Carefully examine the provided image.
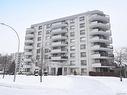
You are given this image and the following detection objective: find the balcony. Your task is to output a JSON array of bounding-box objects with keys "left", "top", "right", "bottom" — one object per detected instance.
[
  {"left": 52, "top": 35, "right": 67, "bottom": 41},
  {"left": 23, "top": 64, "right": 31, "bottom": 68},
  {"left": 51, "top": 49, "right": 67, "bottom": 53},
  {"left": 25, "top": 40, "right": 34, "bottom": 43},
  {"left": 89, "top": 14, "right": 109, "bottom": 23},
  {"left": 51, "top": 22, "right": 67, "bottom": 29},
  {"left": 51, "top": 56, "right": 68, "bottom": 60},
  {"left": 24, "top": 46, "right": 33, "bottom": 50},
  {"left": 51, "top": 42, "right": 67, "bottom": 47},
  {"left": 25, "top": 52, "right": 32, "bottom": 55},
  {"left": 24, "top": 58, "right": 31, "bottom": 62},
  {"left": 92, "top": 54, "right": 109, "bottom": 59},
  {"left": 90, "top": 21, "right": 110, "bottom": 30},
  {"left": 91, "top": 45, "right": 112, "bottom": 51},
  {"left": 51, "top": 28, "right": 67, "bottom": 35},
  {"left": 25, "top": 34, "right": 34, "bottom": 38},
  {"left": 91, "top": 37, "right": 111, "bottom": 44},
  {"left": 26, "top": 28, "right": 34, "bottom": 33},
  {"left": 90, "top": 29, "right": 111, "bottom": 36},
  {"left": 92, "top": 63, "right": 110, "bottom": 68}
]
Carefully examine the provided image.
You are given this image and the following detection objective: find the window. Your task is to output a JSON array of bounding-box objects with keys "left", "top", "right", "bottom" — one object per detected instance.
[
  {"left": 37, "top": 49, "right": 40, "bottom": 53},
  {"left": 46, "top": 30, "right": 50, "bottom": 34},
  {"left": 46, "top": 36, "right": 50, "bottom": 40},
  {"left": 37, "top": 43, "right": 41, "bottom": 47},
  {"left": 80, "top": 23, "right": 85, "bottom": 28},
  {"left": 70, "top": 53, "right": 75, "bottom": 58},
  {"left": 45, "top": 49, "right": 49, "bottom": 53},
  {"left": 95, "top": 59, "right": 100, "bottom": 63},
  {"left": 80, "top": 44, "right": 86, "bottom": 49},
  {"left": 70, "top": 60, "right": 75, "bottom": 65},
  {"left": 70, "top": 32, "right": 75, "bottom": 37},
  {"left": 38, "top": 31, "right": 42, "bottom": 35},
  {"left": 70, "top": 46, "right": 75, "bottom": 51},
  {"left": 81, "top": 52, "right": 86, "bottom": 57},
  {"left": 79, "top": 16, "right": 85, "bottom": 21},
  {"left": 45, "top": 55, "right": 49, "bottom": 59},
  {"left": 38, "top": 37, "right": 41, "bottom": 41},
  {"left": 81, "top": 68, "right": 87, "bottom": 74},
  {"left": 70, "top": 19, "right": 75, "bottom": 24},
  {"left": 38, "top": 26, "right": 42, "bottom": 30},
  {"left": 46, "top": 24, "right": 51, "bottom": 29},
  {"left": 70, "top": 25, "right": 75, "bottom": 30},
  {"left": 80, "top": 30, "right": 85, "bottom": 35},
  {"left": 70, "top": 39, "right": 75, "bottom": 43},
  {"left": 81, "top": 60, "right": 87, "bottom": 66},
  {"left": 36, "top": 55, "right": 40, "bottom": 60},
  {"left": 80, "top": 37, "right": 85, "bottom": 42}
]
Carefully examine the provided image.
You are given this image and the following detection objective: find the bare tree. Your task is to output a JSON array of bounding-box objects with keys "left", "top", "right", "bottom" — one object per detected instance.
[{"left": 114, "top": 48, "right": 127, "bottom": 81}]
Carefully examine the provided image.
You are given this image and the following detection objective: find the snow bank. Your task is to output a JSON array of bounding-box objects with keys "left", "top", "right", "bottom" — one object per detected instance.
[{"left": 0, "top": 75, "right": 127, "bottom": 95}]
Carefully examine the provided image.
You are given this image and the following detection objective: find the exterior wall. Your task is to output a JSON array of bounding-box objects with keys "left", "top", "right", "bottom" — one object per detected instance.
[{"left": 23, "top": 10, "right": 114, "bottom": 75}]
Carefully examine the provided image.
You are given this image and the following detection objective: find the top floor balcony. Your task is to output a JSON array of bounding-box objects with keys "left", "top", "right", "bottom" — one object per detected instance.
[
  {"left": 26, "top": 28, "right": 35, "bottom": 33},
  {"left": 89, "top": 14, "right": 109, "bottom": 23},
  {"left": 51, "top": 22, "right": 68, "bottom": 29}
]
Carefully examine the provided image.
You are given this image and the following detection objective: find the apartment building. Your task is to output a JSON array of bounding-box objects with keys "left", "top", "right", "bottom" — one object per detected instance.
[
  {"left": 11, "top": 52, "right": 24, "bottom": 72},
  {"left": 24, "top": 10, "right": 114, "bottom": 75}
]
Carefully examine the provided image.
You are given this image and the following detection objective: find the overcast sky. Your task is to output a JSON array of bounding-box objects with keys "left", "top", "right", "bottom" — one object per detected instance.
[{"left": 0, "top": 0, "right": 127, "bottom": 54}]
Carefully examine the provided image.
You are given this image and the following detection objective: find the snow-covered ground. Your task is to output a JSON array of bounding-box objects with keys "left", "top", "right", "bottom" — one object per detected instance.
[{"left": 0, "top": 75, "right": 127, "bottom": 95}]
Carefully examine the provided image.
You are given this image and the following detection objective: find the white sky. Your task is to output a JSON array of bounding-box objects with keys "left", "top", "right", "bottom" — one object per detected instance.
[{"left": 0, "top": 0, "right": 127, "bottom": 54}]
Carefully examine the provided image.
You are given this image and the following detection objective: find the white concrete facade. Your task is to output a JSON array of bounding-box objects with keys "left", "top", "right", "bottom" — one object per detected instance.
[{"left": 24, "top": 10, "right": 114, "bottom": 75}]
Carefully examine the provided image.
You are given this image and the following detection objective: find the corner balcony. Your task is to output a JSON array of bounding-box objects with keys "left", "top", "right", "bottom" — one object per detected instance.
[
  {"left": 25, "top": 40, "right": 34, "bottom": 44},
  {"left": 26, "top": 28, "right": 34, "bottom": 33},
  {"left": 24, "top": 52, "right": 32, "bottom": 56},
  {"left": 51, "top": 49, "right": 67, "bottom": 53},
  {"left": 92, "top": 63, "right": 110, "bottom": 68},
  {"left": 91, "top": 45, "right": 112, "bottom": 51},
  {"left": 24, "top": 46, "right": 33, "bottom": 50},
  {"left": 91, "top": 37, "right": 111, "bottom": 44},
  {"left": 51, "top": 28, "right": 67, "bottom": 35},
  {"left": 25, "top": 34, "right": 34, "bottom": 38},
  {"left": 90, "top": 29, "right": 111, "bottom": 36},
  {"left": 90, "top": 21, "right": 110, "bottom": 30},
  {"left": 92, "top": 54, "right": 109, "bottom": 59},
  {"left": 89, "top": 14, "right": 109, "bottom": 23},
  {"left": 52, "top": 35, "right": 67, "bottom": 41},
  {"left": 51, "top": 22, "right": 68, "bottom": 29},
  {"left": 51, "top": 42, "right": 68, "bottom": 47}
]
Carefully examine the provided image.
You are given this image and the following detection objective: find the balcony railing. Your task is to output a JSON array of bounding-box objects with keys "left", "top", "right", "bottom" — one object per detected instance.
[
  {"left": 26, "top": 28, "right": 34, "bottom": 33},
  {"left": 51, "top": 22, "right": 67, "bottom": 29},
  {"left": 89, "top": 14, "right": 109, "bottom": 23},
  {"left": 25, "top": 40, "right": 34, "bottom": 43},
  {"left": 92, "top": 53, "right": 109, "bottom": 59},
  {"left": 90, "top": 29, "right": 111, "bottom": 36},
  {"left": 51, "top": 41, "right": 68, "bottom": 47},
  {"left": 91, "top": 36, "right": 111, "bottom": 44},
  {"left": 24, "top": 46, "right": 33, "bottom": 50},
  {"left": 91, "top": 45, "right": 112, "bottom": 51},
  {"left": 24, "top": 52, "right": 32, "bottom": 55},
  {"left": 90, "top": 21, "right": 110, "bottom": 30},
  {"left": 51, "top": 28, "right": 67, "bottom": 35},
  {"left": 25, "top": 34, "right": 34, "bottom": 38},
  {"left": 51, "top": 49, "right": 67, "bottom": 53},
  {"left": 52, "top": 35, "right": 67, "bottom": 41}
]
